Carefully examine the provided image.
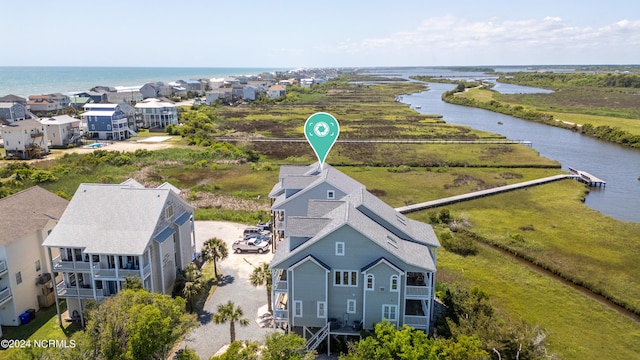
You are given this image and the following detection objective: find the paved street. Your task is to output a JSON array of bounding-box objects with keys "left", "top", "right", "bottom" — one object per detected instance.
[{"left": 177, "top": 221, "right": 281, "bottom": 359}]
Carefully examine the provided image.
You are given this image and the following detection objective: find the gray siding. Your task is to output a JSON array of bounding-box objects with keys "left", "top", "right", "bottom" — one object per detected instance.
[
  {"left": 276, "top": 183, "right": 349, "bottom": 218},
  {"left": 363, "top": 262, "right": 403, "bottom": 329},
  {"left": 291, "top": 260, "right": 327, "bottom": 328}
]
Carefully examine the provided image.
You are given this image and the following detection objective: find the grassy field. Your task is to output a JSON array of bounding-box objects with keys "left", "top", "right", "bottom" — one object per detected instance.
[
  {"left": 436, "top": 247, "right": 640, "bottom": 359},
  {"left": 411, "top": 179, "right": 640, "bottom": 314},
  {"left": 2, "top": 76, "right": 639, "bottom": 359},
  {"left": 457, "top": 85, "right": 640, "bottom": 136}
]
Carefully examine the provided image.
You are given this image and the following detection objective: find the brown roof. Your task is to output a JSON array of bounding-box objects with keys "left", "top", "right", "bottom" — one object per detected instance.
[{"left": 0, "top": 186, "right": 68, "bottom": 246}]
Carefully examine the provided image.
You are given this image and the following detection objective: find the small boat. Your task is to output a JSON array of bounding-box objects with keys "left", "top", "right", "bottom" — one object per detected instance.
[
  {"left": 414, "top": 105, "right": 421, "bottom": 109},
  {"left": 497, "top": 121, "right": 503, "bottom": 125}
]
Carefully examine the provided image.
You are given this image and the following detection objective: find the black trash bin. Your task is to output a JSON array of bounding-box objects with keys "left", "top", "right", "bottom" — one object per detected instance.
[{"left": 26, "top": 308, "right": 36, "bottom": 320}]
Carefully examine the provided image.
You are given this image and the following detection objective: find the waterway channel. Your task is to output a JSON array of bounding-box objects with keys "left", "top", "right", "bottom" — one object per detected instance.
[{"left": 366, "top": 68, "right": 640, "bottom": 222}]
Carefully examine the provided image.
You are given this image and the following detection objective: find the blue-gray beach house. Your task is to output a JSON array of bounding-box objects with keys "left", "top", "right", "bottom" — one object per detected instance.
[{"left": 269, "top": 164, "right": 439, "bottom": 351}]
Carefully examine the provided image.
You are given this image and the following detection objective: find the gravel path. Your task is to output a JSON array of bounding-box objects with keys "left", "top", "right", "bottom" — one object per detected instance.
[{"left": 177, "top": 221, "right": 281, "bottom": 359}]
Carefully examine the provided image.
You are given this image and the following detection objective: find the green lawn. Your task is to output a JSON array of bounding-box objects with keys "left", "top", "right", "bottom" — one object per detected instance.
[
  {"left": 0, "top": 301, "right": 80, "bottom": 359},
  {"left": 436, "top": 247, "right": 640, "bottom": 359}
]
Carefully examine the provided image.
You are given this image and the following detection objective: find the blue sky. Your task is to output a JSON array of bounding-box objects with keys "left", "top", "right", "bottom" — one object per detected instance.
[{"left": 2, "top": 0, "right": 639, "bottom": 67}]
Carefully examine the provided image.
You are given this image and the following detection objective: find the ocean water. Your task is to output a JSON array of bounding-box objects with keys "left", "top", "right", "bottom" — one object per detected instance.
[{"left": 0, "top": 67, "right": 289, "bottom": 98}]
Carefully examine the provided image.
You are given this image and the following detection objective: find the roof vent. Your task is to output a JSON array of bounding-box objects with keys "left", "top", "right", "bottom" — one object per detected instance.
[{"left": 386, "top": 235, "right": 398, "bottom": 248}]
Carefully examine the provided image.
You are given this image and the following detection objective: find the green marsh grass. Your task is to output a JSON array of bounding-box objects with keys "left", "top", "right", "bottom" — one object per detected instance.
[
  {"left": 411, "top": 180, "right": 640, "bottom": 314},
  {"left": 436, "top": 247, "right": 640, "bottom": 360}
]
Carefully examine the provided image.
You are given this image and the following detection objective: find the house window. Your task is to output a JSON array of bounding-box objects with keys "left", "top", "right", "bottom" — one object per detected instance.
[
  {"left": 16, "top": 271, "right": 22, "bottom": 285},
  {"left": 382, "top": 305, "right": 397, "bottom": 322},
  {"left": 390, "top": 275, "right": 399, "bottom": 292},
  {"left": 366, "top": 274, "right": 374, "bottom": 291},
  {"left": 35, "top": 260, "right": 41, "bottom": 272},
  {"left": 165, "top": 205, "right": 174, "bottom": 220},
  {"left": 335, "top": 242, "right": 345, "bottom": 256},
  {"left": 334, "top": 270, "right": 358, "bottom": 287},
  {"left": 317, "top": 301, "right": 326, "bottom": 318},
  {"left": 294, "top": 301, "right": 302, "bottom": 317},
  {"left": 347, "top": 299, "right": 356, "bottom": 314},
  {"left": 327, "top": 190, "right": 335, "bottom": 200}
]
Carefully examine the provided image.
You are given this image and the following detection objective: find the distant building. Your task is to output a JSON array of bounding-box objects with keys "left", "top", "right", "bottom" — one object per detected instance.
[
  {"left": 40, "top": 115, "right": 83, "bottom": 147},
  {"left": 0, "top": 95, "right": 27, "bottom": 106},
  {"left": 27, "top": 94, "right": 70, "bottom": 115},
  {"left": 42, "top": 179, "right": 196, "bottom": 325},
  {"left": 134, "top": 98, "right": 178, "bottom": 129},
  {"left": 177, "top": 80, "right": 206, "bottom": 93},
  {"left": 267, "top": 84, "right": 287, "bottom": 99},
  {"left": 0, "top": 102, "right": 27, "bottom": 124},
  {"left": 0, "top": 187, "right": 68, "bottom": 337},
  {"left": 106, "top": 86, "right": 143, "bottom": 104},
  {"left": 81, "top": 103, "right": 133, "bottom": 140},
  {"left": 1, "top": 119, "right": 49, "bottom": 159}
]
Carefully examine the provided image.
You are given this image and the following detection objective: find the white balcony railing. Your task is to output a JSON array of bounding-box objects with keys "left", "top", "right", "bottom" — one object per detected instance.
[
  {"left": 51, "top": 255, "right": 91, "bottom": 271},
  {"left": 0, "top": 259, "right": 7, "bottom": 275},
  {"left": 274, "top": 309, "right": 288, "bottom": 320},
  {"left": 403, "top": 315, "right": 428, "bottom": 328},
  {"left": 405, "top": 285, "right": 430, "bottom": 298},
  {"left": 0, "top": 287, "right": 12, "bottom": 305}
]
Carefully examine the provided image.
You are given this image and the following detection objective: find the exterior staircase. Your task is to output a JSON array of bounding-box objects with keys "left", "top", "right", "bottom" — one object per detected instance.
[{"left": 305, "top": 322, "right": 331, "bottom": 351}]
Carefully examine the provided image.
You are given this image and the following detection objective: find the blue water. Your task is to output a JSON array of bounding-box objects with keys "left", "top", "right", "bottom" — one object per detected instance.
[{"left": 0, "top": 67, "right": 289, "bottom": 98}]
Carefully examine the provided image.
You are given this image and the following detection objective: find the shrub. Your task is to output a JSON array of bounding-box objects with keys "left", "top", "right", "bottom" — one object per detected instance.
[{"left": 439, "top": 231, "right": 479, "bottom": 256}]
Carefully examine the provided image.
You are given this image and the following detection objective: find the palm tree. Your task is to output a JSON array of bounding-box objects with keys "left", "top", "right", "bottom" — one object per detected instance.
[
  {"left": 202, "top": 237, "right": 228, "bottom": 278},
  {"left": 213, "top": 300, "right": 249, "bottom": 343},
  {"left": 249, "top": 262, "right": 273, "bottom": 313},
  {"left": 182, "top": 264, "right": 204, "bottom": 312}
]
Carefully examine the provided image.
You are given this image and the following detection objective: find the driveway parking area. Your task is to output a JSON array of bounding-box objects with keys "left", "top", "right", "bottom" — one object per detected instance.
[{"left": 178, "top": 221, "right": 281, "bottom": 358}]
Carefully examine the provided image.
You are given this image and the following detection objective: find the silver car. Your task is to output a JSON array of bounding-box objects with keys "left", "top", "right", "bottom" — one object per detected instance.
[{"left": 232, "top": 238, "right": 270, "bottom": 253}]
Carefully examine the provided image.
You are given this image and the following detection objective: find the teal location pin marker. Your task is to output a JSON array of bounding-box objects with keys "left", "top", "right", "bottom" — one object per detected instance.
[{"left": 304, "top": 112, "right": 340, "bottom": 170}]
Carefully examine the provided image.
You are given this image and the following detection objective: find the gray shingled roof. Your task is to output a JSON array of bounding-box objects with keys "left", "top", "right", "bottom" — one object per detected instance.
[
  {"left": 42, "top": 181, "right": 193, "bottom": 255},
  {"left": 285, "top": 217, "right": 332, "bottom": 237},
  {"left": 0, "top": 187, "right": 68, "bottom": 246},
  {"left": 271, "top": 165, "right": 365, "bottom": 208},
  {"left": 271, "top": 199, "right": 436, "bottom": 271},
  {"left": 345, "top": 188, "right": 440, "bottom": 248}
]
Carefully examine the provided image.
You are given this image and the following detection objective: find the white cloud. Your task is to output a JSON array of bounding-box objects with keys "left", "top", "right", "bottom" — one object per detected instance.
[{"left": 326, "top": 15, "right": 640, "bottom": 65}]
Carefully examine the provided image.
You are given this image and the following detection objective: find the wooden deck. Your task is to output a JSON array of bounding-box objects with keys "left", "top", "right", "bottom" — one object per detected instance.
[
  {"left": 395, "top": 174, "right": 573, "bottom": 214},
  {"left": 568, "top": 167, "right": 606, "bottom": 187}
]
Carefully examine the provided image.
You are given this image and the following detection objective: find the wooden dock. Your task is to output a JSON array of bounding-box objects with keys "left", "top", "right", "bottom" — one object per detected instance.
[
  {"left": 395, "top": 174, "right": 572, "bottom": 214},
  {"left": 568, "top": 167, "right": 606, "bottom": 187}
]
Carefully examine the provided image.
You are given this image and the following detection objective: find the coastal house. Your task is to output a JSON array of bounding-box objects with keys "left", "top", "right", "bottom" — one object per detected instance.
[
  {"left": 269, "top": 165, "right": 439, "bottom": 351},
  {"left": 1, "top": 119, "right": 49, "bottom": 159},
  {"left": 40, "top": 115, "right": 83, "bottom": 147},
  {"left": 205, "top": 88, "right": 232, "bottom": 104},
  {"left": 27, "top": 94, "right": 70, "bottom": 115},
  {"left": 0, "top": 102, "right": 27, "bottom": 123},
  {"left": 69, "top": 96, "right": 91, "bottom": 111},
  {"left": 0, "top": 187, "right": 68, "bottom": 337},
  {"left": 267, "top": 84, "right": 287, "bottom": 99},
  {"left": 106, "top": 86, "right": 144, "bottom": 104},
  {"left": 0, "top": 95, "right": 27, "bottom": 106},
  {"left": 81, "top": 103, "right": 134, "bottom": 140},
  {"left": 134, "top": 98, "right": 178, "bottom": 129},
  {"left": 74, "top": 91, "right": 108, "bottom": 104},
  {"left": 177, "top": 80, "right": 206, "bottom": 93},
  {"left": 269, "top": 164, "right": 365, "bottom": 245},
  {"left": 140, "top": 82, "right": 173, "bottom": 99},
  {"left": 42, "top": 179, "right": 196, "bottom": 325}
]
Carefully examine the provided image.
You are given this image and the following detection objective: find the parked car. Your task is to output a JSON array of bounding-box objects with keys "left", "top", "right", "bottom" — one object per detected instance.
[
  {"left": 257, "top": 221, "right": 272, "bottom": 232},
  {"left": 243, "top": 227, "right": 262, "bottom": 237},
  {"left": 243, "top": 233, "right": 271, "bottom": 244},
  {"left": 232, "top": 238, "right": 269, "bottom": 253}
]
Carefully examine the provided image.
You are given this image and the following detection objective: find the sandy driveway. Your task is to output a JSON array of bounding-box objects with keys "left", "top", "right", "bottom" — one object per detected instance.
[{"left": 179, "top": 221, "right": 280, "bottom": 358}]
